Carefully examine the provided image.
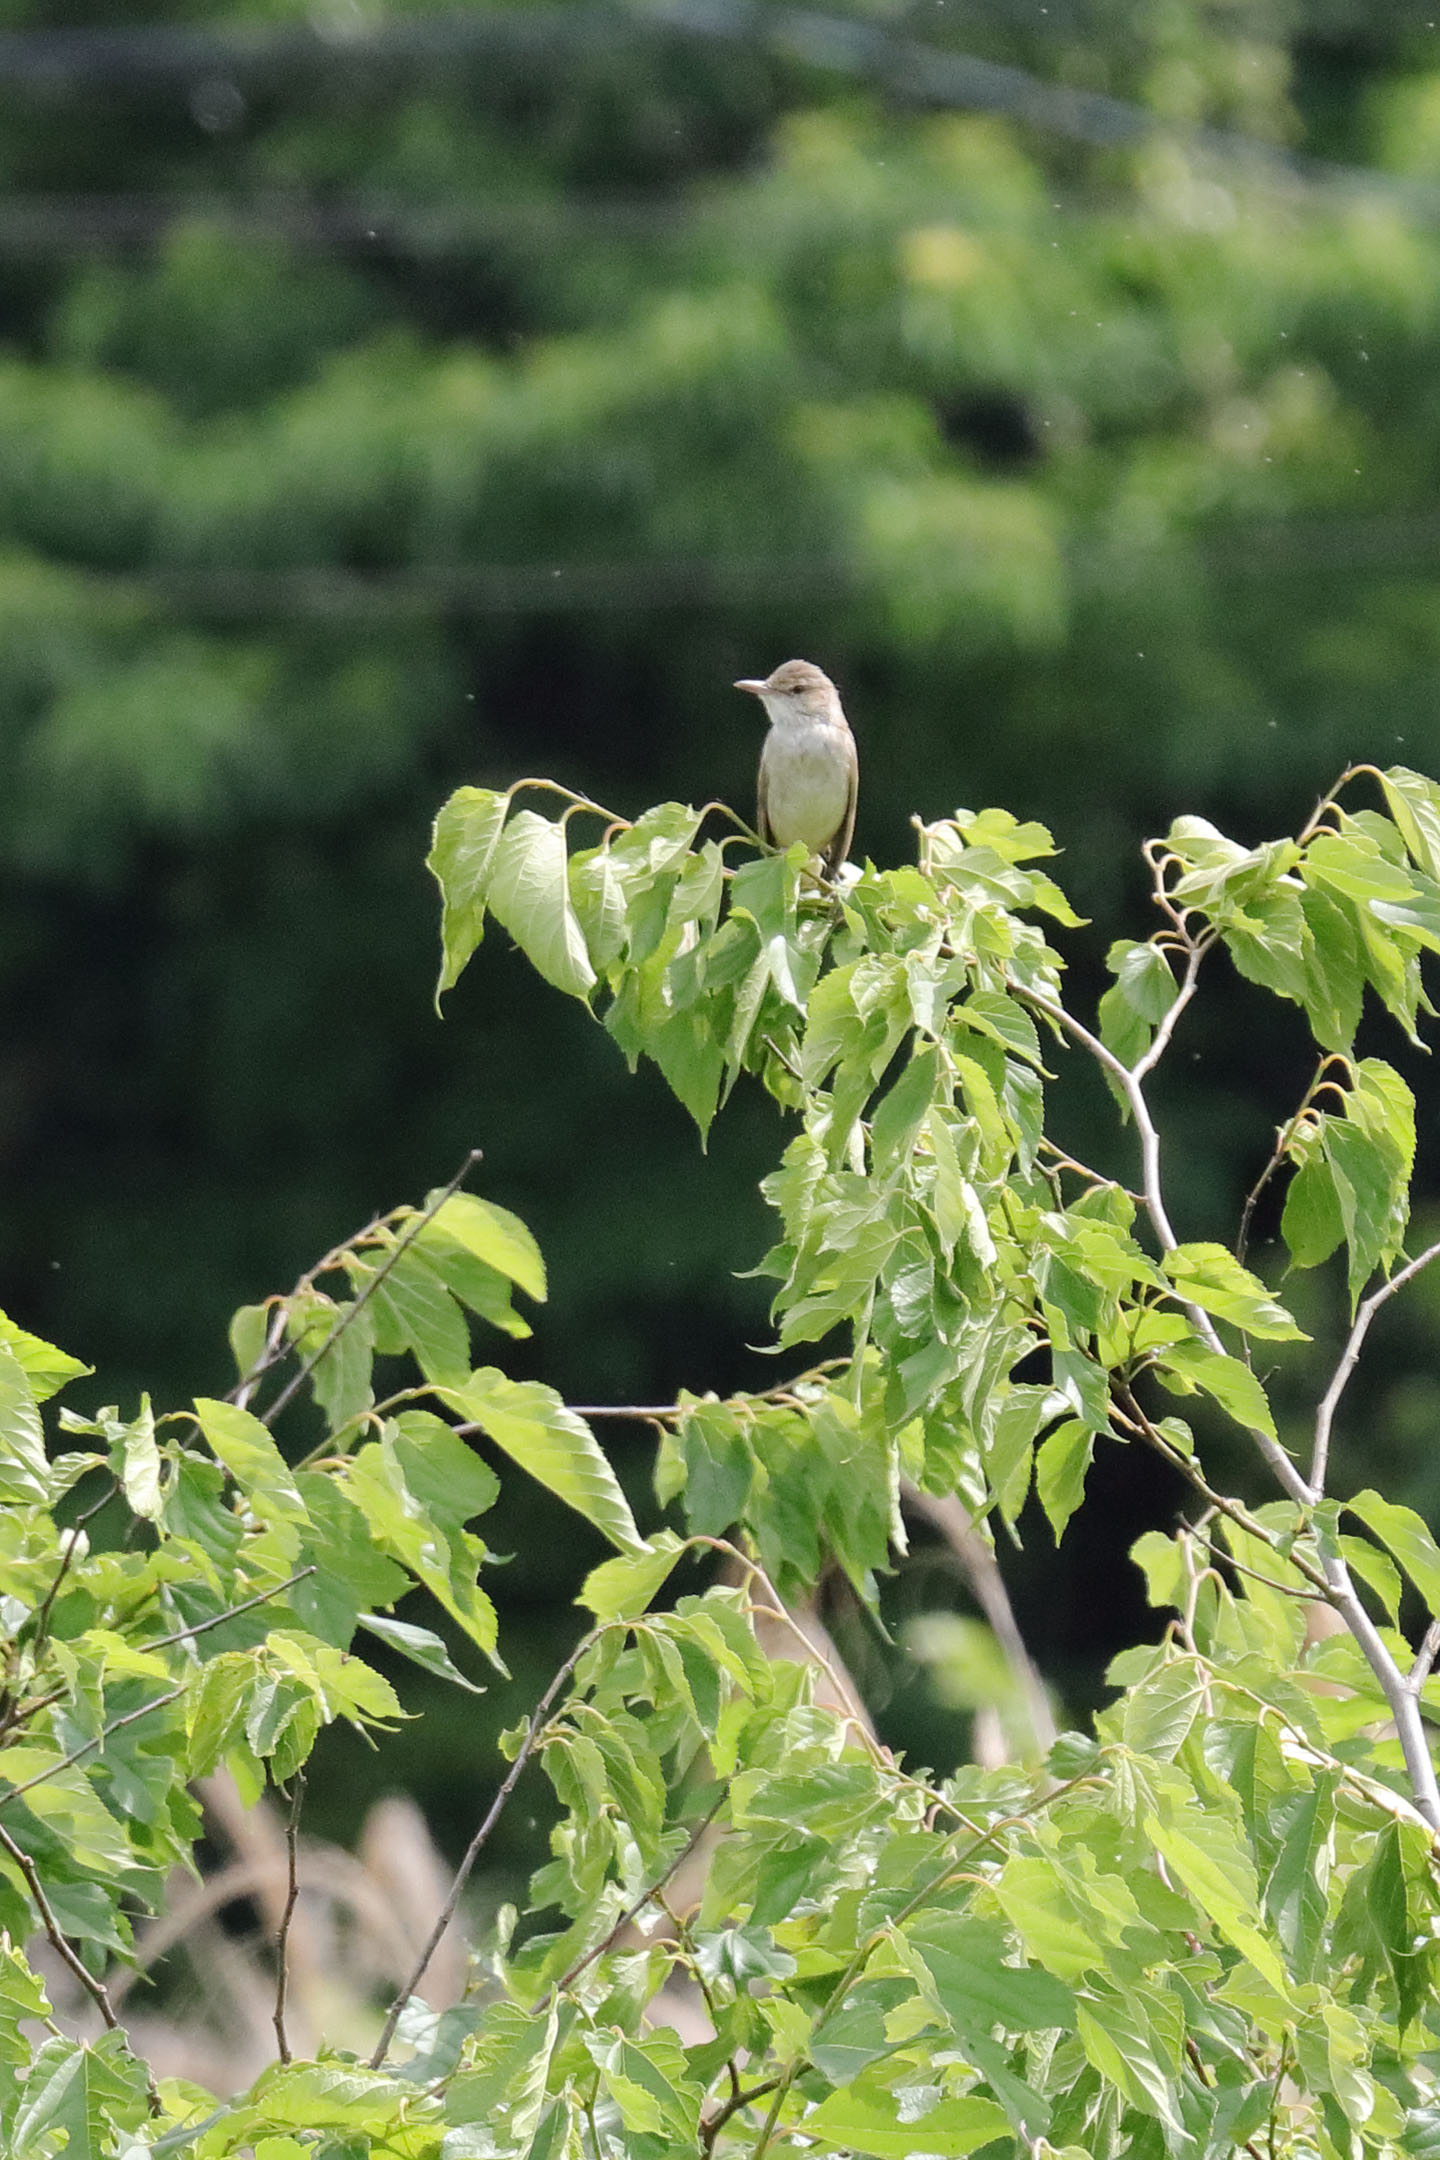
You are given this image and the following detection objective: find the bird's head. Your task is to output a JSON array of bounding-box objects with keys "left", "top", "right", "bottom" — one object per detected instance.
[{"left": 733, "top": 659, "right": 840, "bottom": 726}]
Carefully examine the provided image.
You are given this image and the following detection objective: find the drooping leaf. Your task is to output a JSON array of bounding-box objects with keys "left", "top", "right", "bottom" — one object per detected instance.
[
  {"left": 430, "top": 785, "right": 510, "bottom": 998},
  {"left": 443, "top": 1371, "right": 639, "bottom": 1551}
]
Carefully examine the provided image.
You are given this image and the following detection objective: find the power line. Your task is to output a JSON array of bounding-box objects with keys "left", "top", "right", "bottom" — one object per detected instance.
[
  {"left": 26, "top": 514, "right": 1440, "bottom": 623},
  {"left": 0, "top": 3, "right": 1437, "bottom": 234}
]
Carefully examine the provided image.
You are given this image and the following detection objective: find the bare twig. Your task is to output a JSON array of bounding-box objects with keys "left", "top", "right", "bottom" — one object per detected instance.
[
  {"left": 140, "top": 1565, "right": 317, "bottom": 1654},
  {"left": 369, "top": 1625, "right": 602, "bottom": 2068},
  {"left": 565, "top": 1405, "right": 685, "bottom": 1420},
  {"left": 1409, "top": 1619, "right": 1440, "bottom": 1695},
  {"left": 1235, "top": 1056, "right": 1337, "bottom": 1270},
  {"left": 1130, "top": 937, "right": 1212, "bottom": 1086},
  {"left": 273, "top": 1771, "right": 305, "bottom": 2064},
  {"left": 1312, "top": 1240, "right": 1440, "bottom": 1496},
  {"left": 700, "top": 2075, "right": 786, "bottom": 2155},
  {"left": 0, "top": 1818, "right": 120, "bottom": 2030},
  {"left": 262, "top": 1149, "right": 483, "bottom": 1427}
]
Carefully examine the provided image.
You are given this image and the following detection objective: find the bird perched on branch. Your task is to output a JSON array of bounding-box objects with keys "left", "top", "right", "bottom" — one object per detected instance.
[{"left": 734, "top": 659, "right": 858, "bottom": 880}]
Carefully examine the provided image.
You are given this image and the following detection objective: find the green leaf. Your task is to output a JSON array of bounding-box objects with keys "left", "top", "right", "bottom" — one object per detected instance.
[
  {"left": 1106, "top": 939, "right": 1178, "bottom": 1022},
  {"left": 1074, "top": 1980, "right": 1182, "bottom": 2132},
  {"left": 1345, "top": 1489, "right": 1440, "bottom": 1614},
  {"left": 117, "top": 1395, "right": 163, "bottom": 1521},
  {"left": 905, "top": 1913, "right": 1076, "bottom": 2034},
  {"left": 1380, "top": 766, "right": 1440, "bottom": 884},
  {"left": 429, "top": 785, "right": 509, "bottom": 998},
  {"left": 392, "top": 1411, "right": 501, "bottom": 1533},
  {"left": 418, "top": 1192, "right": 546, "bottom": 1304},
  {"left": 194, "top": 1397, "right": 307, "bottom": 1523},
  {"left": 1154, "top": 1339, "right": 1278, "bottom": 1440},
  {"left": 443, "top": 1370, "right": 639, "bottom": 1551},
  {"left": 1264, "top": 1774, "right": 1336, "bottom": 1982},
  {"left": 1162, "top": 1243, "right": 1307, "bottom": 1340},
  {"left": 486, "top": 808, "right": 596, "bottom": 999},
  {"left": 581, "top": 2030, "right": 699, "bottom": 2144},
  {"left": 579, "top": 1531, "right": 686, "bottom": 1621},
  {"left": 356, "top": 1613, "right": 486, "bottom": 1694},
  {"left": 1035, "top": 1418, "right": 1093, "bottom": 1541},
  {"left": 363, "top": 1246, "right": 472, "bottom": 1387},
  {"left": 1122, "top": 1654, "right": 1207, "bottom": 1759},
  {"left": 805, "top": 2078, "right": 1009, "bottom": 2158},
  {"left": 0, "top": 1312, "right": 90, "bottom": 1404},
  {"left": 0, "top": 1343, "right": 53, "bottom": 1504},
  {"left": 13, "top": 2033, "right": 149, "bottom": 2158},
  {"left": 678, "top": 1400, "right": 754, "bottom": 1536},
  {"left": 1143, "top": 1804, "right": 1291, "bottom": 1998},
  {"left": 1281, "top": 1146, "right": 1344, "bottom": 1270}
]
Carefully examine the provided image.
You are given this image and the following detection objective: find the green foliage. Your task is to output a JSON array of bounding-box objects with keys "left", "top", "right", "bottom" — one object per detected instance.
[{"left": 11, "top": 758, "right": 1440, "bottom": 2152}]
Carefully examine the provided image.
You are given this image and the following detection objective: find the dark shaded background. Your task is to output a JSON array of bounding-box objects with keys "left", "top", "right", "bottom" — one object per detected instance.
[{"left": 6, "top": 0, "right": 1440, "bottom": 1878}]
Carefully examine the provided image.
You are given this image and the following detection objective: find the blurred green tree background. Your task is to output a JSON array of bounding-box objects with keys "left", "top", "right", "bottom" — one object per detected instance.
[{"left": 5, "top": 0, "right": 1440, "bottom": 1859}]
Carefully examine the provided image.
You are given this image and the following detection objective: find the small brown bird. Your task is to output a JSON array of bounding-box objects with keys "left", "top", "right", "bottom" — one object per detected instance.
[{"left": 733, "top": 658, "right": 858, "bottom": 879}]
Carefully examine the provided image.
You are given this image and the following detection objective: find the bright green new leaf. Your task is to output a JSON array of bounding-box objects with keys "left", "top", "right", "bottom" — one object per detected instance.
[
  {"left": 0, "top": 1342, "right": 53, "bottom": 1504},
  {"left": 429, "top": 785, "right": 510, "bottom": 998},
  {"left": 1344, "top": 1490, "right": 1440, "bottom": 1615},
  {"left": 0, "top": 1312, "right": 90, "bottom": 1405},
  {"left": 485, "top": 807, "right": 596, "bottom": 999},
  {"left": 357, "top": 1613, "right": 486, "bottom": 1695},
  {"left": 1380, "top": 766, "right": 1440, "bottom": 884},
  {"left": 193, "top": 1396, "right": 306, "bottom": 1524},
  {"left": 1143, "top": 1806, "right": 1291, "bottom": 1998},
  {"left": 443, "top": 1370, "right": 640, "bottom": 1551},
  {"left": 1155, "top": 1339, "right": 1279, "bottom": 1440},
  {"left": 1035, "top": 1418, "right": 1093, "bottom": 1541},
  {"left": 117, "top": 1395, "right": 163, "bottom": 1521},
  {"left": 419, "top": 1191, "right": 546, "bottom": 1303},
  {"left": 1162, "top": 1243, "right": 1307, "bottom": 1339},
  {"left": 579, "top": 1530, "right": 686, "bottom": 1620},
  {"left": 805, "top": 2077, "right": 1009, "bottom": 2158}
]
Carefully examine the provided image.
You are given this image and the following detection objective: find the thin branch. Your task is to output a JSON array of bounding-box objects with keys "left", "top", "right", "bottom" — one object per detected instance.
[
  {"left": 1019, "top": 983, "right": 1312, "bottom": 1504},
  {"left": 230, "top": 1301, "right": 291, "bottom": 1410},
  {"left": 1235, "top": 1056, "right": 1336, "bottom": 1270},
  {"left": 1118, "top": 1386, "right": 1440, "bottom": 1827},
  {"left": 565, "top": 1405, "right": 686, "bottom": 1421},
  {"left": 1409, "top": 1619, "right": 1440, "bottom": 1696},
  {"left": 1130, "top": 937, "right": 1212, "bottom": 1086},
  {"left": 140, "top": 1565, "right": 317, "bottom": 1654},
  {"left": 548, "top": 1793, "right": 726, "bottom": 1999},
  {"left": 25, "top": 1478, "right": 121, "bottom": 1676},
  {"left": 368, "top": 1625, "right": 602, "bottom": 2068},
  {"left": 0, "top": 1818, "right": 119, "bottom": 2030},
  {"left": 273, "top": 1771, "right": 305, "bottom": 2064},
  {"left": 0, "top": 1686, "right": 185, "bottom": 1809},
  {"left": 700, "top": 2075, "right": 786, "bottom": 2156},
  {"left": 1312, "top": 1239, "right": 1440, "bottom": 1496},
  {"left": 262, "top": 1149, "right": 483, "bottom": 1427}
]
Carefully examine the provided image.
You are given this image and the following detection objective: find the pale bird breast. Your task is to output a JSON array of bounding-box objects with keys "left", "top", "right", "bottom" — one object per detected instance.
[{"left": 761, "top": 725, "right": 853, "bottom": 851}]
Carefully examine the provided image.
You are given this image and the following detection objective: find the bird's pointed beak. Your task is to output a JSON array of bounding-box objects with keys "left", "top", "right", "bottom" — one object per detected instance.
[{"left": 733, "top": 678, "right": 767, "bottom": 696}]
